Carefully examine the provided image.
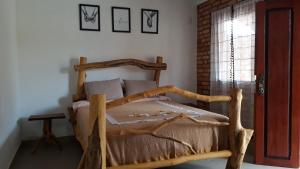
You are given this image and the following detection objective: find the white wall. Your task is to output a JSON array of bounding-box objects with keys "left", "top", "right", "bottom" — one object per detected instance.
[
  {"left": 16, "top": 0, "right": 198, "bottom": 140},
  {"left": 0, "top": 0, "right": 21, "bottom": 168}
]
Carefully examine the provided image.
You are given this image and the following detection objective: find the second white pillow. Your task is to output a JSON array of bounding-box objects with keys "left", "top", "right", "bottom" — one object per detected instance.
[{"left": 124, "top": 80, "right": 158, "bottom": 96}]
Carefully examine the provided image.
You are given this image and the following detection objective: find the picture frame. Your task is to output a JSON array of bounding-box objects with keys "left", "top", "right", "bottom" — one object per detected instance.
[
  {"left": 141, "top": 9, "right": 159, "bottom": 34},
  {"left": 79, "top": 4, "right": 100, "bottom": 31},
  {"left": 112, "top": 7, "right": 131, "bottom": 33}
]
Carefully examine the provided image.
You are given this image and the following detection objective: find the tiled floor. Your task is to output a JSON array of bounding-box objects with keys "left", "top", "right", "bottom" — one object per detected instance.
[{"left": 9, "top": 137, "right": 290, "bottom": 169}]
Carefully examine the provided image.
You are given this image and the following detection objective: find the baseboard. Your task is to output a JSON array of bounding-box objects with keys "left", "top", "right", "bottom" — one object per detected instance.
[
  {"left": 21, "top": 135, "right": 77, "bottom": 146},
  {"left": 0, "top": 126, "right": 21, "bottom": 169}
]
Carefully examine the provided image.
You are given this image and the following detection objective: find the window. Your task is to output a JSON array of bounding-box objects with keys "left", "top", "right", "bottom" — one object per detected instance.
[
  {"left": 211, "top": 2, "right": 255, "bottom": 83},
  {"left": 209, "top": 0, "right": 258, "bottom": 129}
]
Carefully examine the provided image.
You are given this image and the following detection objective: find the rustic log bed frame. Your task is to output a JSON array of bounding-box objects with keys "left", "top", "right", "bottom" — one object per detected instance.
[{"left": 70, "top": 56, "right": 254, "bottom": 169}]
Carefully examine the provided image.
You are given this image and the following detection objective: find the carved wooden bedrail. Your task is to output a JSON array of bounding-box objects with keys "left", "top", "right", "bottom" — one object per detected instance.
[{"left": 107, "top": 85, "right": 231, "bottom": 109}]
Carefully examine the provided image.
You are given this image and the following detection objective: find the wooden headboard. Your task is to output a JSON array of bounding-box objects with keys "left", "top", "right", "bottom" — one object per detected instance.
[{"left": 73, "top": 56, "right": 167, "bottom": 101}]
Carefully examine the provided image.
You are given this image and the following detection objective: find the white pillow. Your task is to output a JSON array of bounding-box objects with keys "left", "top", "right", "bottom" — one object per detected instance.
[
  {"left": 124, "top": 80, "right": 158, "bottom": 96},
  {"left": 84, "top": 78, "right": 123, "bottom": 100}
]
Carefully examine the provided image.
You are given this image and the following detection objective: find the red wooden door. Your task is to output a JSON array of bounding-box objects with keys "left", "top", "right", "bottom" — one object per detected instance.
[{"left": 255, "top": 0, "right": 300, "bottom": 168}]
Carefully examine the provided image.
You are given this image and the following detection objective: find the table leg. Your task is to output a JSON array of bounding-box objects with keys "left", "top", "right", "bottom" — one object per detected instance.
[
  {"left": 32, "top": 137, "right": 44, "bottom": 154},
  {"left": 32, "top": 119, "right": 63, "bottom": 153},
  {"left": 50, "top": 134, "right": 63, "bottom": 151},
  {"left": 43, "top": 119, "right": 51, "bottom": 143}
]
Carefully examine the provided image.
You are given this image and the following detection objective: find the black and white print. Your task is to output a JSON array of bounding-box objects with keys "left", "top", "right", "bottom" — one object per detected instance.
[
  {"left": 142, "top": 9, "right": 159, "bottom": 34},
  {"left": 79, "top": 4, "right": 100, "bottom": 31},
  {"left": 112, "top": 7, "right": 131, "bottom": 33}
]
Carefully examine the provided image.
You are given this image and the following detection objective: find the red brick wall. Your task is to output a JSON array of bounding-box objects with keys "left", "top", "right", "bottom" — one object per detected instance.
[{"left": 197, "top": 0, "right": 238, "bottom": 109}]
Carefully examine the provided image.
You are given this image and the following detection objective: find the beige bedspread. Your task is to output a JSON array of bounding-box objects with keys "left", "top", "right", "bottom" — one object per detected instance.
[{"left": 73, "top": 98, "right": 229, "bottom": 167}]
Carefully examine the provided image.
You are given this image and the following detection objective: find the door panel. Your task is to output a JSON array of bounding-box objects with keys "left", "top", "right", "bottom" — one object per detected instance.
[
  {"left": 266, "top": 8, "right": 291, "bottom": 159},
  {"left": 255, "top": 0, "right": 300, "bottom": 168}
]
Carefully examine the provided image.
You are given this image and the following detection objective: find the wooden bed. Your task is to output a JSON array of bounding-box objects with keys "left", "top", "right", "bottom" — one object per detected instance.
[{"left": 69, "top": 56, "right": 254, "bottom": 169}]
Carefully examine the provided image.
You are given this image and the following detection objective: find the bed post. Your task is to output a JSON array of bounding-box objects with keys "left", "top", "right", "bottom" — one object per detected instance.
[
  {"left": 154, "top": 56, "right": 163, "bottom": 85},
  {"left": 77, "top": 94, "right": 106, "bottom": 169},
  {"left": 74, "top": 56, "right": 87, "bottom": 101},
  {"left": 94, "top": 94, "right": 107, "bottom": 169},
  {"left": 226, "top": 89, "right": 254, "bottom": 169}
]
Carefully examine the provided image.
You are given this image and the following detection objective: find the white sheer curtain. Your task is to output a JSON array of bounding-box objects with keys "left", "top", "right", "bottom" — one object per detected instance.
[{"left": 210, "top": 0, "right": 257, "bottom": 129}]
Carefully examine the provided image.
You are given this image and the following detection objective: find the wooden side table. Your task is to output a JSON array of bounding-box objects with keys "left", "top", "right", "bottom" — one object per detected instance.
[{"left": 28, "top": 113, "right": 65, "bottom": 153}]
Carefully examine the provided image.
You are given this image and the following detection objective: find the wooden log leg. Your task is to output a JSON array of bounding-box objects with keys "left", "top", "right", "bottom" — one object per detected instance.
[
  {"left": 77, "top": 152, "right": 87, "bottom": 169},
  {"left": 225, "top": 129, "right": 254, "bottom": 169},
  {"left": 77, "top": 94, "right": 106, "bottom": 169},
  {"left": 225, "top": 89, "right": 254, "bottom": 169}
]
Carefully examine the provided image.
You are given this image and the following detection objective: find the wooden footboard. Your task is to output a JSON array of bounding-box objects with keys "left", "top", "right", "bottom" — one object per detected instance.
[{"left": 76, "top": 86, "right": 253, "bottom": 169}]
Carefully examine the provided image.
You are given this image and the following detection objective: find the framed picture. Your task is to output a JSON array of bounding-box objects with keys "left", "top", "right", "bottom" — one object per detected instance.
[
  {"left": 141, "top": 9, "right": 159, "bottom": 34},
  {"left": 79, "top": 4, "right": 100, "bottom": 31},
  {"left": 112, "top": 7, "right": 131, "bottom": 33}
]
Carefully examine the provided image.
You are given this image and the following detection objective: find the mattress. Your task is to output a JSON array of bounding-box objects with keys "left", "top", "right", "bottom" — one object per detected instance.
[{"left": 72, "top": 97, "right": 229, "bottom": 167}]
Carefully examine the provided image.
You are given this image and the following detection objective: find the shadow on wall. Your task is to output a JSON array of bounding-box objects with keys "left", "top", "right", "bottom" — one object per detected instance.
[
  {"left": 20, "top": 58, "right": 79, "bottom": 140},
  {"left": 0, "top": 125, "right": 20, "bottom": 169},
  {"left": 60, "top": 57, "right": 78, "bottom": 109}
]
